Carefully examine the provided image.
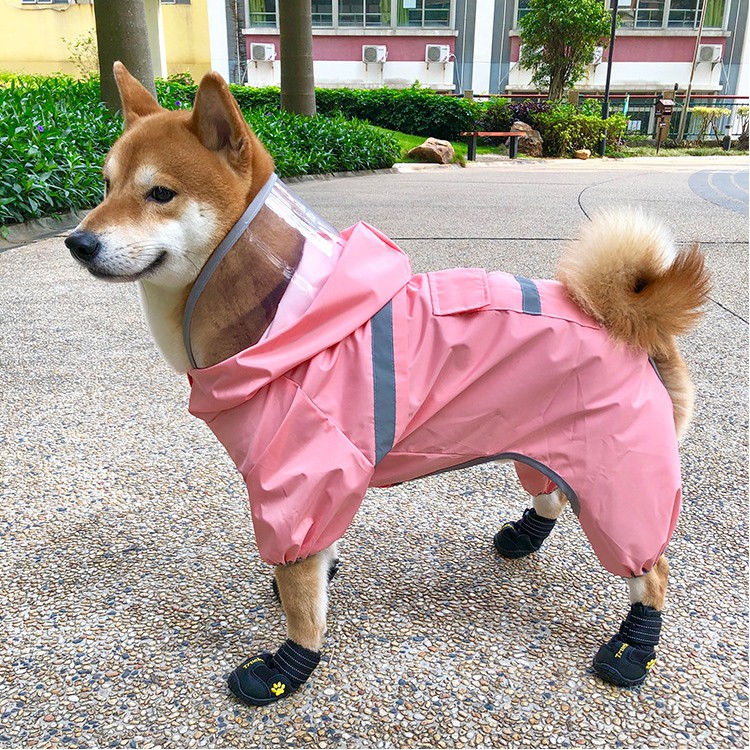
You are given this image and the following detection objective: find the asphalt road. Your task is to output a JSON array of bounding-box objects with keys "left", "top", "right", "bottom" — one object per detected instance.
[{"left": 0, "top": 156, "right": 747, "bottom": 748}]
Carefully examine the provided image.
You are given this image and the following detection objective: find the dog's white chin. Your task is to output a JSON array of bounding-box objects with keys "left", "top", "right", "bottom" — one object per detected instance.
[{"left": 86, "top": 251, "right": 168, "bottom": 283}]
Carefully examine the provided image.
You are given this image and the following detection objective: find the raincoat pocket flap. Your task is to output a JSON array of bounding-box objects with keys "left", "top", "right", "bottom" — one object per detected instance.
[{"left": 428, "top": 268, "right": 490, "bottom": 316}]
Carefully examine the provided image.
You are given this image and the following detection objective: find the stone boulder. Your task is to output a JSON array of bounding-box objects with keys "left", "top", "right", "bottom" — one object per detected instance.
[
  {"left": 407, "top": 137, "right": 455, "bottom": 164},
  {"left": 573, "top": 148, "right": 591, "bottom": 160},
  {"left": 509, "top": 120, "right": 543, "bottom": 158}
]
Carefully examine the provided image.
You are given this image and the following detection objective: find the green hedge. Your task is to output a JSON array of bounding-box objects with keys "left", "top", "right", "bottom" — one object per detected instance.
[
  {"left": 159, "top": 81, "right": 479, "bottom": 142},
  {"left": 0, "top": 75, "right": 121, "bottom": 225},
  {"left": 0, "top": 75, "right": 400, "bottom": 225},
  {"left": 248, "top": 110, "right": 400, "bottom": 178},
  {"left": 476, "top": 96, "right": 628, "bottom": 156}
]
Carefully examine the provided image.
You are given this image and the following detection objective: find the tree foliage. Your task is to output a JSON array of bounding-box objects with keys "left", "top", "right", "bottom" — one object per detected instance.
[{"left": 519, "top": 0, "right": 612, "bottom": 101}]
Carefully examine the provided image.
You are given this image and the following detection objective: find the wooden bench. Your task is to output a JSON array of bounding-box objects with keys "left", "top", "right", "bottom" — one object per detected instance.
[{"left": 460, "top": 131, "right": 526, "bottom": 161}]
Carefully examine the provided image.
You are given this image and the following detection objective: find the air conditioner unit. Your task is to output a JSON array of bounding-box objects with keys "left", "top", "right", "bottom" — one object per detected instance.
[
  {"left": 363, "top": 45, "right": 387, "bottom": 64},
  {"left": 425, "top": 44, "right": 450, "bottom": 64},
  {"left": 250, "top": 43, "right": 276, "bottom": 62},
  {"left": 591, "top": 46, "right": 604, "bottom": 65},
  {"left": 697, "top": 43, "right": 722, "bottom": 63}
]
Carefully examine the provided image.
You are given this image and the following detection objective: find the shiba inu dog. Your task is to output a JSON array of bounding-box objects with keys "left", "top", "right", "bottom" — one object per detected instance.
[{"left": 66, "top": 63, "right": 710, "bottom": 706}]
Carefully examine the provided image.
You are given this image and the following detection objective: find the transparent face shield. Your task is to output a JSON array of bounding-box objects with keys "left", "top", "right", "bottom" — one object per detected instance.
[{"left": 183, "top": 174, "right": 345, "bottom": 369}]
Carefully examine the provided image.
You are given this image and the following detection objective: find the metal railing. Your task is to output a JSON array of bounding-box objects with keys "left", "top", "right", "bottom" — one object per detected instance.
[{"left": 463, "top": 92, "right": 748, "bottom": 142}]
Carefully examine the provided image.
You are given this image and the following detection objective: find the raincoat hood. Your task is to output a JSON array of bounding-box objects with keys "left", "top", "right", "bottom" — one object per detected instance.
[{"left": 186, "top": 177, "right": 412, "bottom": 412}]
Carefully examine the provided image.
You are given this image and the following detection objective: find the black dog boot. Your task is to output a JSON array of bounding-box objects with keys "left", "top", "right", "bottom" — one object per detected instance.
[
  {"left": 228, "top": 639, "right": 321, "bottom": 706},
  {"left": 494, "top": 507, "right": 557, "bottom": 558},
  {"left": 593, "top": 603, "right": 662, "bottom": 687}
]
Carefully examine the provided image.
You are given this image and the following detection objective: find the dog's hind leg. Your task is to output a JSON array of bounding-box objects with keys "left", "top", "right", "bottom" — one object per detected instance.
[
  {"left": 227, "top": 545, "right": 338, "bottom": 706},
  {"left": 494, "top": 462, "right": 567, "bottom": 558},
  {"left": 593, "top": 555, "right": 669, "bottom": 687}
]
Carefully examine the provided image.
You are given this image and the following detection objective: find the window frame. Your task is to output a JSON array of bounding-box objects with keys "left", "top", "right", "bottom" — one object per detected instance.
[
  {"left": 514, "top": 0, "right": 728, "bottom": 31},
  {"left": 243, "top": 0, "right": 453, "bottom": 31}
]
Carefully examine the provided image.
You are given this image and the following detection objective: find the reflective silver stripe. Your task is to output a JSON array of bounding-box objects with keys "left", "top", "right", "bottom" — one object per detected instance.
[
  {"left": 515, "top": 275, "right": 542, "bottom": 315},
  {"left": 371, "top": 301, "right": 396, "bottom": 465},
  {"left": 182, "top": 173, "right": 279, "bottom": 369}
]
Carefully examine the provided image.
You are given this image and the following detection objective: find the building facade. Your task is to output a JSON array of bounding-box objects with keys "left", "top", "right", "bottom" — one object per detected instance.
[
  {"left": 239, "top": 0, "right": 748, "bottom": 100},
  {"left": 241, "top": 1, "right": 457, "bottom": 90},
  {"left": 2, "top": 0, "right": 746, "bottom": 106},
  {"left": 0, "top": 0, "right": 214, "bottom": 80}
]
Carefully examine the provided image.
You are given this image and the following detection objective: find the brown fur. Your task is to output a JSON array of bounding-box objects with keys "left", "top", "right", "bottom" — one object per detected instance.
[
  {"left": 557, "top": 218, "right": 711, "bottom": 358},
  {"left": 274, "top": 552, "right": 330, "bottom": 651},
  {"left": 633, "top": 556, "right": 670, "bottom": 610}
]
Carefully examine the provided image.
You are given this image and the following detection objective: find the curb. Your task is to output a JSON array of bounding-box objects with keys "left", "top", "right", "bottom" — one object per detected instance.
[{"left": 1, "top": 209, "right": 91, "bottom": 253}]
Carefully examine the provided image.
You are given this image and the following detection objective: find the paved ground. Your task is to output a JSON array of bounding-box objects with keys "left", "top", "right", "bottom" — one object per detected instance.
[{"left": 1, "top": 156, "right": 747, "bottom": 748}]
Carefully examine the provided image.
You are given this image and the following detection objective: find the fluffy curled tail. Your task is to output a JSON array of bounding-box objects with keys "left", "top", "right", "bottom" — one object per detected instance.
[{"left": 557, "top": 210, "right": 711, "bottom": 357}]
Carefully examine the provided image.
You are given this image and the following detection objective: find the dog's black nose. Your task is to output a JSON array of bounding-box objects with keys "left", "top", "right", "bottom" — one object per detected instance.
[{"left": 65, "top": 229, "right": 101, "bottom": 263}]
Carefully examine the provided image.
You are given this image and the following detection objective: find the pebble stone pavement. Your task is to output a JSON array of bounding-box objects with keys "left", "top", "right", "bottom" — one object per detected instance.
[{"left": 0, "top": 156, "right": 747, "bottom": 749}]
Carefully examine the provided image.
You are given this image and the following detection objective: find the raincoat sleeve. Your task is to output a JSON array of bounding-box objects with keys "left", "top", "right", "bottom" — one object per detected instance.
[{"left": 237, "top": 377, "right": 375, "bottom": 566}]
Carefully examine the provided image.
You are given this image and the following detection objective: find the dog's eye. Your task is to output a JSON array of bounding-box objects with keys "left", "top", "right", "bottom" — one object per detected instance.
[{"left": 148, "top": 186, "right": 176, "bottom": 204}]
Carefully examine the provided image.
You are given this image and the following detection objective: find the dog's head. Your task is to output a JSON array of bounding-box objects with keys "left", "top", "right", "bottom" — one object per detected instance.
[{"left": 65, "top": 63, "right": 274, "bottom": 289}]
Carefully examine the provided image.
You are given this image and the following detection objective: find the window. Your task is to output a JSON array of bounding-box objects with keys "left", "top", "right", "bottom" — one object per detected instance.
[
  {"left": 520, "top": 0, "right": 725, "bottom": 30},
  {"left": 339, "top": 1, "right": 387, "bottom": 27},
  {"left": 516, "top": 0, "right": 531, "bottom": 25},
  {"left": 700, "top": 0, "right": 725, "bottom": 28},
  {"left": 247, "top": 0, "right": 276, "bottom": 27},
  {"left": 248, "top": 1, "right": 451, "bottom": 29},
  {"left": 397, "top": 1, "right": 450, "bottom": 27},
  {"left": 635, "top": 0, "right": 666, "bottom": 27},
  {"left": 312, "top": 0, "right": 334, "bottom": 27},
  {"left": 668, "top": 0, "right": 698, "bottom": 27}
]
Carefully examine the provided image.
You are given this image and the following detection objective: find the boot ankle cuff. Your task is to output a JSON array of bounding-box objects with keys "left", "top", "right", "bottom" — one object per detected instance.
[
  {"left": 271, "top": 640, "right": 321, "bottom": 689},
  {"left": 619, "top": 604, "right": 662, "bottom": 648},
  {"left": 518, "top": 507, "right": 557, "bottom": 540}
]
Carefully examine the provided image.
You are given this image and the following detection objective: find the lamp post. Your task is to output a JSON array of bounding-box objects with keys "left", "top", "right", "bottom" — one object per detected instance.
[{"left": 598, "top": 0, "right": 619, "bottom": 157}]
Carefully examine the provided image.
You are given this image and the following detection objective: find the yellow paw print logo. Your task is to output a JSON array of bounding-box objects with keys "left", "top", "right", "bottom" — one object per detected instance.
[
  {"left": 645, "top": 658, "right": 656, "bottom": 671},
  {"left": 271, "top": 681, "right": 286, "bottom": 696}
]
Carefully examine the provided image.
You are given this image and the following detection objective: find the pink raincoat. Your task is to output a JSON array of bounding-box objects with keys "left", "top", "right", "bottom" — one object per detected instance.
[{"left": 188, "top": 222, "right": 682, "bottom": 578}]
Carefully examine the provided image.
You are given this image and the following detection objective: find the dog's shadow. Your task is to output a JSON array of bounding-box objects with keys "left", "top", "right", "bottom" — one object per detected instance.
[{"left": 323, "top": 466, "right": 616, "bottom": 666}]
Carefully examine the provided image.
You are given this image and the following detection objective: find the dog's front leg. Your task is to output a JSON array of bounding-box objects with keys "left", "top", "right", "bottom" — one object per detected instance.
[
  {"left": 228, "top": 545, "right": 338, "bottom": 706},
  {"left": 593, "top": 555, "right": 669, "bottom": 687}
]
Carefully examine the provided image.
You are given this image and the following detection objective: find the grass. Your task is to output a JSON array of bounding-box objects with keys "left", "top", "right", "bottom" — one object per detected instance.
[
  {"left": 378, "top": 127, "right": 750, "bottom": 162},
  {"left": 373, "top": 126, "right": 517, "bottom": 163}
]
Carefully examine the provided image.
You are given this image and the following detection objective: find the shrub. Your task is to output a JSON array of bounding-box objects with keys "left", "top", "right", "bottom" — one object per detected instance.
[
  {"left": 0, "top": 75, "right": 401, "bottom": 225},
  {"left": 155, "top": 81, "right": 478, "bottom": 140},
  {"left": 690, "top": 105, "right": 732, "bottom": 145},
  {"left": 0, "top": 74, "right": 120, "bottom": 224},
  {"left": 317, "top": 85, "right": 478, "bottom": 141},
  {"left": 472, "top": 98, "right": 625, "bottom": 156},
  {"left": 476, "top": 97, "right": 514, "bottom": 132},
  {"left": 247, "top": 110, "right": 401, "bottom": 177},
  {"left": 533, "top": 104, "right": 627, "bottom": 155}
]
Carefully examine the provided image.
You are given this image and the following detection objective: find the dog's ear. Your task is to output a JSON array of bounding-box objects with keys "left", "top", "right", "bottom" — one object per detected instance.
[
  {"left": 190, "top": 71, "right": 254, "bottom": 172},
  {"left": 113, "top": 61, "right": 162, "bottom": 129}
]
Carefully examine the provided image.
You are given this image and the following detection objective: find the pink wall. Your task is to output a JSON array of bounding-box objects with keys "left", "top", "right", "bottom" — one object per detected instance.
[
  {"left": 245, "top": 34, "right": 454, "bottom": 62},
  {"left": 509, "top": 34, "right": 724, "bottom": 63}
]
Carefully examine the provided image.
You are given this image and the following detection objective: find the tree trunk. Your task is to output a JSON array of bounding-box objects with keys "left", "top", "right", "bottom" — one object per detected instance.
[
  {"left": 94, "top": 0, "right": 156, "bottom": 112},
  {"left": 278, "top": 0, "right": 316, "bottom": 115}
]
